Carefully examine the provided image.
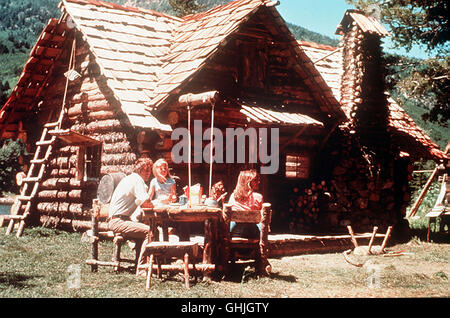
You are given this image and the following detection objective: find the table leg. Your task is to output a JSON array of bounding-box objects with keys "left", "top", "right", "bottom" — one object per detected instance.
[
  {"left": 162, "top": 221, "right": 169, "bottom": 241},
  {"left": 147, "top": 218, "right": 157, "bottom": 243},
  {"left": 203, "top": 218, "right": 220, "bottom": 280}
]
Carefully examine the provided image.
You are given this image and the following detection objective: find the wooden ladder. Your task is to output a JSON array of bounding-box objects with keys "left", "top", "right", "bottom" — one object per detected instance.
[
  {"left": 4, "top": 113, "right": 62, "bottom": 237},
  {"left": 3, "top": 37, "right": 76, "bottom": 237}
]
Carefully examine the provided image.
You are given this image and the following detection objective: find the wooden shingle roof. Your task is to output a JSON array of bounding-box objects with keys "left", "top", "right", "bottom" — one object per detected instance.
[
  {"left": 61, "top": 0, "right": 345, "bottom": 122},
  {"left": 299, "top": 41, "right": 342, "bottom": 102},
  {"left": 152, "top": 0, "right": 269, "bottom": 107},
  {"left": 0, "top": 19, "right": 69, "bottom": 137},
  {"left": 61, "top": 0, "right": 179, "bottom": 131},
  {"left": 240, "top": 105, "right": 324, "bottom": 127},
  {"left": 152, "top": 0, "right": 345, "bottom": 120},
  {"left": 3, "top": 0, "right": 443, "bottom": 160},
  {"left": 336, "top": 9, "right": 390, "bottom": 36},
  {"left": 299, "top": 40, "right": 446, "bottom": 160}
]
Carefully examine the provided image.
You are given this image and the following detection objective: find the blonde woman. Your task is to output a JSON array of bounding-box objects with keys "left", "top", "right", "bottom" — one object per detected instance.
[
  {"left": 148, "top": 158, "right": 177, "bottom": 206},
  {"left": 227, "top": 169, "right": 263, "bottom": 238}
]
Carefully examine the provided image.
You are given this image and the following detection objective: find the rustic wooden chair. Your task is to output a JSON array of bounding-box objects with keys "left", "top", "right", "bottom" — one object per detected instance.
[
  {"left": 137, "top": 241, "right": 200, "bottom": 289},
  {"left": 222, "top": 203, "right": 272, "bottom": 277},
  {"left": 84, "top": 199, "right": 140, "bottom": 273}
]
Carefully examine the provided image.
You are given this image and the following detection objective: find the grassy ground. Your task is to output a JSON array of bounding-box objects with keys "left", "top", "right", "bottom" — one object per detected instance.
[{"left": 0, "top": 227, "right": 449, "bottom": 298}]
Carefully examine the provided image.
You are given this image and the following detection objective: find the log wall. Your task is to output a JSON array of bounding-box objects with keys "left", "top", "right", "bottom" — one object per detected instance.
[
  {"left": 35, "top": 36, "right": 138, "bottom": 226},
  {"left": 340, "top": 21, "right": 393, "bottom": 165}
]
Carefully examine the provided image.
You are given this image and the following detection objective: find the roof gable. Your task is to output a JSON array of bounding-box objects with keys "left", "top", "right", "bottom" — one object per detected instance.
[
  {"left": 151, "top": 0, "right": 269, "bottom": 107},
  {"left": 151, "top": 0, "right": 345, "bottom": 121},
  {"left": 0, "top": 19, "right": 69, "bottom": 138}
]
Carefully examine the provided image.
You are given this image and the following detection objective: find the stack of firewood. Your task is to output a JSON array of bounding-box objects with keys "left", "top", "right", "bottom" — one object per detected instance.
[
  {"left": 287, "top": 181, "right": 331, "bottom": 232},
  {"left": 284, "top": 125, "right": 412, "bottom": 233}
]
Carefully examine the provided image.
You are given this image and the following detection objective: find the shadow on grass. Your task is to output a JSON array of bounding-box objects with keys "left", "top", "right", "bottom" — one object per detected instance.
[
  {"left": 223, "top": 263, "right": 297, "bottom": 283},
  {"left": 410, "top": 229, "right": 450, "bottom": 243},
  {"left": 0, "top": 272, "right": 42, "bottom": 288}
]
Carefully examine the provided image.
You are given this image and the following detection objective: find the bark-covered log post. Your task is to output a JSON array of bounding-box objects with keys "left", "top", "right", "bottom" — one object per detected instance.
[
  {"left": 222, "top": 203, "right": 232, "bottom": 275},
  {"left": 112, "top": 234, "right": 124, "bottom": 272},
  {"left": 184, "top": 253, "right": 190, "bottom": 289},
  {"left": 90, "top": 199, "right": 100, "bottom": 272},
  {"left": 259, "top": 203, "right": 272, "bottom": 276}
]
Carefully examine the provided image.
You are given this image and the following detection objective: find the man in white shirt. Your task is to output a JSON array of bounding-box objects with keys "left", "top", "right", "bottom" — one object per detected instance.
[{"left": 108, "top": 157, "right": 153, "bottom": 273}]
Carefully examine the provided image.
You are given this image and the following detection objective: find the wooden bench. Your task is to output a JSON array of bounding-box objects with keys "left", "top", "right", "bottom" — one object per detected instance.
[
  {"left": 222, "top": 203, "right": 272, "bottom": 276},
  {"left": 137, "top": 241, "right": 203, "bottom": 289}
]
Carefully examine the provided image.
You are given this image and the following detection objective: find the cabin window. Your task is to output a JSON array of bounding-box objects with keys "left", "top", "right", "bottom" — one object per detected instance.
[
  {"left": 86, "top": 144, "right": 102, "bottom": 179},
  {"left": 285, "top": 154, "right": 310, "bottom": 179},
  {"left": 77, "top": 144, "right": 102, "bottom": 181}
]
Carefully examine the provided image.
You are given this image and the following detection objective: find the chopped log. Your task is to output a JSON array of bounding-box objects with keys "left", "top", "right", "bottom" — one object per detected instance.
[
  {"left": 37, "top": 189, "right": 83, "bottom": 200},
  {"left": 102, "top": 141, "right": 133, "bottom": 154},
  {"left": 39, "top": 215, "right": 107, "bottom": 231},
  {"left": 69, "top": 110, "right": 116, "bottom": 121},
  {"left": 97, "top": 172, "right": 126, "bottom": 204},
  {"left": 102, "top": 152, "right": 137, "bottom": 166},
  {"left": 178, "top": 91, "right": 219, "bottom": 107},
  {"left": 71, "top": 119, "right": 123, "bottom": 134},
  {"left": 49, "top": 168, "right": 77, "bottom": 177},
  {"left": 36, "top": 202, "right": 83, "bottom": 214},
  {"left": 67, "top": 99, "right": 111, "bottom": 116}
]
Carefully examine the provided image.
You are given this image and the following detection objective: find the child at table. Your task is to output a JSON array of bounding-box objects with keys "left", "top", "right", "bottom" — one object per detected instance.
[
  {"left": 148, "top": 158, "right": 177, "bottom": 207},
  {"left": 227, "top": 169, "right": 263, "bottom": 239},
  {"left": 205, "top": 180, "right": 227, "bottom": 207}
]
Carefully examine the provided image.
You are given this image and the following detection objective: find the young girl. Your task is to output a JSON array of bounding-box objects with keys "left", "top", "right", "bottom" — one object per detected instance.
[
  {"left": 148, "top": 158, "right": 177, "bottom": 206},
  {"left": 205, "top": 180, "right": 227, "bottom": 207},
  {"left": 227, "top": 169, "right": 263, "bottom": 238}
]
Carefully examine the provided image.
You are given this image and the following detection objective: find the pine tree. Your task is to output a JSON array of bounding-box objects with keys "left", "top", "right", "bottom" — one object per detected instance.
[{"left": 168, "top": 0, "right": 204, "bottom": 17}]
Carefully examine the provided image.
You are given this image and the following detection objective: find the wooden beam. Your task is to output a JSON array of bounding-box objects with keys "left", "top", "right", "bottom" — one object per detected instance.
[
  {"left": 178, "top": 91, "right": 219, "bottom": 107},
  {"left": 408, "top": 166, "right": 439, "bottom": 217}
]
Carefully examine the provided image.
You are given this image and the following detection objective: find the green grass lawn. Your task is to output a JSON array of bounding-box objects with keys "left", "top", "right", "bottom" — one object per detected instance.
[{"left": 1, "top": 226, "right": 449, "bottom": 298}]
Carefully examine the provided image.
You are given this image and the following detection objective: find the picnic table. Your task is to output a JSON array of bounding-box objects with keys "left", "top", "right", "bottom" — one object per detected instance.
[{"left": 141, "top": 205, "right": 225, "bottom": 275}]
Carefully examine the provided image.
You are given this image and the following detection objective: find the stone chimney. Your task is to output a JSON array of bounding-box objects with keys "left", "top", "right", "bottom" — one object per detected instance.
[{"left": 336, "top": 10, "right": 392, "bottom": 164}]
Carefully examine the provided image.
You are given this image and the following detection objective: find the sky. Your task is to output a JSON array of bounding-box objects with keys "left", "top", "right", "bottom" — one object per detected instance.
[{"left": 276, "top": 0, "right": 431, "bottom": 59}]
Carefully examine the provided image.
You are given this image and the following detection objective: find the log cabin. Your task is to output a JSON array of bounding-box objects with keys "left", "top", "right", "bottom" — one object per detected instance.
[{"left": 0, "top": 0, "right": 447, "bottom": 237}]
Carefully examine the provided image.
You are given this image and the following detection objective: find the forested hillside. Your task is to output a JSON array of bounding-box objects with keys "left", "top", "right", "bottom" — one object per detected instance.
[{"left": 0, "top": 0, "right": 447, "bottom": 149}]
